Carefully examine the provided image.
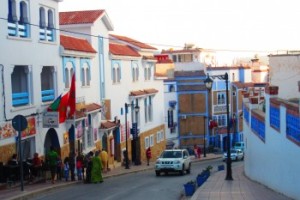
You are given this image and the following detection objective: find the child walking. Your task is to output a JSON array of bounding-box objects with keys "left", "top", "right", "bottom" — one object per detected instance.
[{"left": 64, "top": 157, "right": 70, "bottom": 181}]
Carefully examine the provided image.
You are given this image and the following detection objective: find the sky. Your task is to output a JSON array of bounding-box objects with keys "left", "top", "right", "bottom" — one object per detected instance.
[{"left": 59, "top": 0, "right": 300, "bottom": 56}]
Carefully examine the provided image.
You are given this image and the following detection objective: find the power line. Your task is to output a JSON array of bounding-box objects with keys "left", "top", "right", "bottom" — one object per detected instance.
[{"left": 0, "top": 16, "right": 293, "bottom": 54}]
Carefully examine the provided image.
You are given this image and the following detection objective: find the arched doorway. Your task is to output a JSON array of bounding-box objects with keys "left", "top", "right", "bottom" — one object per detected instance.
[
  {"left": 102, "top": 133, "right": 108, "bottom": 151},
  {"left": 113, "top": 128, "right": 121, "bottom": 162},
  {"left": 44, "top": 128, "right": 60, "bottom": 155}
]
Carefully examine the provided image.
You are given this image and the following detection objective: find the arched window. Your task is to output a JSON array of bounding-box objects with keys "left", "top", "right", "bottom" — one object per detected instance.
[
  {"left": 47, "top": 10, "right": 54, "bottom": 29},
  {"left": 39, "top": 7, "right": 46, "bottom": 28},
  {"left": 19, "top": 1, "right": 29, "bottom": 24},
  {"left": 8, "top": 0, "right": 17, "bottom": 22}
]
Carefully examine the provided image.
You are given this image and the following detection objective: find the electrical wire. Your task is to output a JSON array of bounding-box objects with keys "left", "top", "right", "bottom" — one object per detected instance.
[{"left": 0, "top": 16, "right": 284, "bottom": 53}]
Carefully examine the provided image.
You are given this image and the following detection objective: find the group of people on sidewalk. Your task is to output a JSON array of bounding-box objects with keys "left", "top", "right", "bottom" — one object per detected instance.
[{"left": 46, "top": 146, "right": 108, "bottom": 184}]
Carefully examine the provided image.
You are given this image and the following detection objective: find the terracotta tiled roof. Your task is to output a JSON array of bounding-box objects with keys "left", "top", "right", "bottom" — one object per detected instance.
[
  {"left": 109, "top": 43, "right": 141, "bottom": 57},
  {"left": 59, "top": 10, "right": 105, "bottom": 25},
  {"left": 143, "top": 56, "right": 156, "bottom": 60},
  {"left": 100, "top": 121, "right": 117, "bottom": 129},
  {"left": 74, "top": 110, "right": 86, "bottom": 120},
  {"left": 162, "top": 49, "right": 202, "bottom": 54},
  {"left": 129, "top": 89, "right": 159, "bottom": 96},
  {"left": 130, "top": 90, "right": 146, "bottom": 96},
  {"left": 207, "top": 66, "right": 251, "bottom": 70},
  {"left": 174, "top": 70, "right": 205, "bottom": 77},
  {"left": 84, "top": 103, "right": 101, "bottom": 112},
  {"left": 60, "top": 35, "right": 97, "bottom": 53},
  {"left": 110, "top": 34, "right": 157, "bottom": 50},
  {"left": 232, "top": 82, "right": 269, "bottom": 89},
  {"left": 144, "top": 89, "right": 158, "bottom": 94}
]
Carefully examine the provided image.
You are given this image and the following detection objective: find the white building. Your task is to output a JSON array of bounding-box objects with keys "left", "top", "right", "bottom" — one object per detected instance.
[{"left": 0, "top": 0, "right": 63, "bottom": 163}]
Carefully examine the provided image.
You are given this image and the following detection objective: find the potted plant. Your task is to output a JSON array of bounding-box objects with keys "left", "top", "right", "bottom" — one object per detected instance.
[
  {"left": 196, "top": 174, "right": 206, "bottom": 187},
  {"left": 184, "top": 180, "right": 196, "bottom": 196}
]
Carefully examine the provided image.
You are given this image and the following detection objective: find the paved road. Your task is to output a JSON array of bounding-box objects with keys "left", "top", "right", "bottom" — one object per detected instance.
[{"left": 30, "top": 159, "right": 227, "bottom": 200}]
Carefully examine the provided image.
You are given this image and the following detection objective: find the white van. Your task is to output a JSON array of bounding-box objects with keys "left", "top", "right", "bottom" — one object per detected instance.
[{"left": 233, "top": 142, "right": 244, "bottom": 151}]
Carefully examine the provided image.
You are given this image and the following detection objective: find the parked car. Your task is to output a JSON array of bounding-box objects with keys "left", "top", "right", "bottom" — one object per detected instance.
[
  {"left": 223, "top": 149, "right": 244, "bottom": 161},
  {"left": 155, "top": 149, "right": 191, "bottom": 176}
]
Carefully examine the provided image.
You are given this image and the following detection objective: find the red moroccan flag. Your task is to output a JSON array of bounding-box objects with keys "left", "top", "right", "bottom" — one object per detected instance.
[
  {"left": 58, "top": 92, "right": 69, "bottom": 123},
  {"left": 68, "top": 73, "right": 76, "bottom": 118}
]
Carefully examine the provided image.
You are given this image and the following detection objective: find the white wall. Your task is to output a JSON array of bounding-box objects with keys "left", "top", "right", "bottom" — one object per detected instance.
[
  {"left": 269, "top": 55, "right": 300, "bottom": 99},
  {"left": 244, "top": 93, "right": 300, "bottom": 200}
]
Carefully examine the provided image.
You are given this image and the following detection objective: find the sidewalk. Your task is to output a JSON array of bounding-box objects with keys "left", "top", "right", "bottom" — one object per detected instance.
[
  {"left": 0, "top": 153, "right": 220, "bottom": 200},
  {"left": 190, "top": 164, "right": 292, "bottom": 200}
]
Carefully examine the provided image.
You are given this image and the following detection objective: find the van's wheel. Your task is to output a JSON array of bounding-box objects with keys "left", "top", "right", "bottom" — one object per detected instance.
[
  {"left": 180, "top": 165, "right": 185, "bottom": 176},
  {"left": 155, "top": 171, "right": 160, "bottom": 176},
  {"left": 186, "top": 163, "right": 191, "bottom": 174}
]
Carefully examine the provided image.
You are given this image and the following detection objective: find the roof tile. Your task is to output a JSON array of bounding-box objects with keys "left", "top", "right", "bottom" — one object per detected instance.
[
  {"left": 109, "top": 43, "right": 140, "bottom": 57},
  {"left": 60, "top": 35, "right": 97, "bottom": 53},
  {"left": 110, "top": 34, "right": 157, "bottom": 50},
  {"left": 59, "top": 10, "right": 105, "bottom": 25}
]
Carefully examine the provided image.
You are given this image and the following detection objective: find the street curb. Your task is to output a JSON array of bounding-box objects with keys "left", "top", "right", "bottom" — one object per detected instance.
[{"left": 6, "top": 155, "right": 223, "bottom": 200}]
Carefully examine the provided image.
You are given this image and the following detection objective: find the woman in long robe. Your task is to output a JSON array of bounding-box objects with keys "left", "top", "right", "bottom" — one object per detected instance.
[{"left": 91, "top": 151, "right": 103, "bottom": 183}]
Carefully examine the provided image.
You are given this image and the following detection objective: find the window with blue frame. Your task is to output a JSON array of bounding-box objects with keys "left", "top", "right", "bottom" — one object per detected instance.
[
  {"left": 80, "top": 59, "right": 91, "bottom": 86},
  {"left": 39, "top": 6, "right": 55, "bottom": 42},
  {"left": 213, "top": 114, "right": 227, "bottom": 127},
  {"left": 144, "top": 63, "right": 152, "bottom": 81},
  {"left": 8, "top": 0, "right": 30, "bottom": 38},
  {"left": 270, "top": 105, "right": 280, "bottom": 130},
  {"left": 286, "top": 112, "right": 300, "bottom": 145},
  {"left": 41, "top": 66, "right": 55, "bottom": 102},
  {"left": 11, "top": 65, "right": 30, "bottom": 107},
  {"left": 131, "top": 61, "right": 139, "bottom": 82},
  {"left": 112, "top": 61, "right": 121, "bottom": 84}
]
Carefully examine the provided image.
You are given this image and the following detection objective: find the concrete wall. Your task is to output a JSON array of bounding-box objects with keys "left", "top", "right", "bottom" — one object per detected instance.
[{"left": 243, "top": 87, "right": 300, "bottom": 200}]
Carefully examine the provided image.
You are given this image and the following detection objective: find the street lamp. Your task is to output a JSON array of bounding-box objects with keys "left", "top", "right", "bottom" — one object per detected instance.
[
  {"left": 204, "top": 74, "right": 213, "bottom": 158},
  {"left": 124, "top": 103, "right": 130, "bottom": 169},
  {"left": 205, "top": 72, "right": 233, "bottom": 181},
  {"left": 133, "top": 103, "right": 141, "bottom": 165}
]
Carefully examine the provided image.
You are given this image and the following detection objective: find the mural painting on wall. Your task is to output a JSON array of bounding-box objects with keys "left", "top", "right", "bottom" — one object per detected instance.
[
  {"left": 63, "top": 132, "right": 69, "bottom": 144},
  {"left": 0, "top": 117, "right": 36, "bottom": 140},
  {"left": 94, "top": 128, "right": 98, "bottom": 141},
  {"left": 76, "top": 122, "right": 83, "bottom": 139}
]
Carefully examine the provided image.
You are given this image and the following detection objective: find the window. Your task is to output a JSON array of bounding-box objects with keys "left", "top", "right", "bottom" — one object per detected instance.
[
  {"left": 217, "top": 92, "right": 226, "bottom": 105},
  {"left": 41, "top": 66, "right": 55, "bottom": 102},
  {"left": 144, "top": 63, "right": 152, "bottom": 81},
  {"left": 157, "top": 132, "right": 161, "bottom": 143},
  {"left": 112, "top": 61, "right": 121, "bottom": 84},
  {"left": 145, "top": 137, "right": 149, "bottom": 149},
  {"left": 39, "top": 6, "right": 55, "bottom": 41},
  {"left": 80, "top": 59, "right": 91, "bottom": 86},
  {"left": 8, "top": 0, "right": 30, "bottom": 38},
  {"left": 213, "top": 115, "right": 227, "bottom": 127},
  {"left": 132, "top": 61, "right": 139, "bottom": 82},
  {"left": 168, "top": 85, "right": 175, "bottom": 92},
  {"left": 172, "top": 55, "right": 177, "bottom": 62},
  {"left": 144, "top": 96, "right": 153, "bottom": 123},
  {"left": 63, "top": 58, "right": 75, "bottom": 89},
  {"left": 11, "top": 65, "right": 30, "bottom": 107},
  {"left": 150, "top": 135, "right": 154, "bottom": 147},
  {"left": 232, "top": 73, "right": 235, "bottom": 81}
]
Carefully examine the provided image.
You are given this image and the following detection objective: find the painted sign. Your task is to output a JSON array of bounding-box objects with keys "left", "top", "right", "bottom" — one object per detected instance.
[
  {"left": 43, "top": 112, "right": 59, "bottom": 128},
  {"left": 0, "top": 117, "right": 36, "bottom": 140}
]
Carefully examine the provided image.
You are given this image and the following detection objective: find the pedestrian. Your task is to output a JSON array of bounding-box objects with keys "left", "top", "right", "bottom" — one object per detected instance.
[
  {"left": 100, "top": 149, "right": 108, "bottom": 172},
  {"left": 56, "top": 155, "right": 63, "bottom": 181},
  {"left": 69, "top": 151, "right": 76, "bottom": 181},
  {"left": 85, "top": 151, "right": 93, "bottom": 184},
  {"left": 146, "top": 147, "right": 151, "bottom": 166},
  {"left": 197, "top": 146, "right": 201, "bottom": 159},
  {"left": 47, "top": 146, "right": 58, "bottom": 184},
  {"left": 76, "top": 154, "right": 83, "bottom": 181},
  {"left": 194, "top": 144, "right": 198, "bottom": 158},
  {"left": 63, "top": 157, "right": 70, "bottom": 181},
  {"left": 91, "top": 151, "right": 103, "bottom": 183}
]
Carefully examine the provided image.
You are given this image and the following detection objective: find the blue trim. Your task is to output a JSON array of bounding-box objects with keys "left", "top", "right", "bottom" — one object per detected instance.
[
  {"left": 270, "top": 105, "right": 280, "bottom": 130},
  {"left": 98, "top": 36, "right": 105, "bottom": 100},
  {"left": 251, "top": 115, "right": 265, "bottom": 142},
  {"left": 41, "top": 89, "right": 55, "bottom": 102},
  {"left": 12, "top": 92, "right": 29, "bottom": 106},
  {"left": 62, "top": 57, "right": 76, "bottom": 82},
  {"left": 286, "top": 113, "right": 300, "bottom": 144}
]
